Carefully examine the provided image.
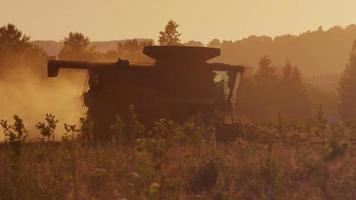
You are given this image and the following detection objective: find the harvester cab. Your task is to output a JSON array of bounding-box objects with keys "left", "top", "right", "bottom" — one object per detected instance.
[{"left": 48, "top": 46, "right": 244, "bottom": 142}]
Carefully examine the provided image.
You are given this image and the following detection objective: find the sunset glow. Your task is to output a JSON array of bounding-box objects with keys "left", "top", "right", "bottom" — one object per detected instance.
[{"left": 2, "top": 0, "right": 356, "bottom": 42}]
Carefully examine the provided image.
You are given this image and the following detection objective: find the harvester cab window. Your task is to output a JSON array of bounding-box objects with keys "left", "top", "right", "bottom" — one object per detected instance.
[
  {"left": 230, "top": 71, "right": 242, "bottom": 107},
  {"left": 213, "top": 69, "right": 242, "bottom": 112},
  {"left": 213, "top": 70, "right": 232, "bottom": 101}
]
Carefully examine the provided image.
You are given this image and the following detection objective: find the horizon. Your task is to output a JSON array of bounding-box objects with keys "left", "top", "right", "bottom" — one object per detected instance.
[
  {"left": 27, "top": 24, "right": 355, "bottom": 44},
  {"left": 3, "top": 0, "right": 356, "bottom": 43}
]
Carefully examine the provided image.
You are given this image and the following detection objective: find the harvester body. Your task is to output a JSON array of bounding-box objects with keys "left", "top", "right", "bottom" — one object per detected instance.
[{"left": 48, "top": 46, "right": 244, "bottom": 142}]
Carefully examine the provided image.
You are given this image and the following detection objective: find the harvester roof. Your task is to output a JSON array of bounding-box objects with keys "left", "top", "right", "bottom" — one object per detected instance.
[{"left": 143, "top": 46, "right": 220, "bottom": 62}]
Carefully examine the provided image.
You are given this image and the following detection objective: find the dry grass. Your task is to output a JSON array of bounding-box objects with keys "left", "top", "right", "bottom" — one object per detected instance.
[{"left": 0, "top": 118, "right": 355, "bottom": 200}]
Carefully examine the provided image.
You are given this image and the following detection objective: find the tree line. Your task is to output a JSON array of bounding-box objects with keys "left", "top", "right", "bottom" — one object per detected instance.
[{"left": 1, "top": 21, "right": 356, "bottom": 121}]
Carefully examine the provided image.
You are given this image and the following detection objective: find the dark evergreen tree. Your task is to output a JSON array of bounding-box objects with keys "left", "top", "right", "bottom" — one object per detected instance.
[
  {"left": 158, "top": 20, "right": 181, "bottom": 46},
  {"left": 254, "top": 56, "right": 278, "bottom": 81},
  {"left": 279, "top": 62, "right": 310, "bottom": 118},
  {"left": 239, "top": 57, "right": 280, "bottom": 121},
  {"left": 238, "top": 58, "right": 310, "bottom": 121},
  {"left": 255, "top": 57, "right": 280, "bottom": 119},
  {"left": 339, "top": 40, "right": 356, "bottom": 120}
]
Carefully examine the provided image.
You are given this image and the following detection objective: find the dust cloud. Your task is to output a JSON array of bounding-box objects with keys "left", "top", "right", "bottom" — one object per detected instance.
[{"left": 0, "top": 64, "right": 86, "bottom": 141}]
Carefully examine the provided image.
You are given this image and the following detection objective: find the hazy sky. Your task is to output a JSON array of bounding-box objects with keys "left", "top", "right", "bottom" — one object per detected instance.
[{"left": 1, "top": 0, "right": 356, "bottom": 43}]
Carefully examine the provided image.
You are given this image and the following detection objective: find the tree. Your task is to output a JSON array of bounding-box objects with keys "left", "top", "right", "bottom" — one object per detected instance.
[
  {"left": 238, "top": 58, "right": 310, "bottom": 121},
  {"left": 0, "top": 24, "right": 46, "bottom": 74},
  {"left": 282, "top": 61, "right": 293, "bottom": 80},
  {"left": 58, "top": 32, "right": 96, "bottom": 61},
  {"left": 238, "top": 57, "right": 279, "bottom": 121},
  {"left": 0, "top": 24, "right": 30, "bottom": 56},
  {"left": 117, "top": 39, "right": 153, "bottom": 53},
  {"left": 317, "top": 25, "right": 324, "bottom": 32},
  {"left": 0, "top": 24, "right": 45, "bottom": 60},
  {"left": 115, "top": 39, "right": 154, "bottom": 63},
  {"left": 254, "top": 56, "right": 278, "bottom": 83},
  {"left": 184, "top": 40, "right": 204, "bottom": 47},
  {"left": 207, "top": 39, "right": 221, "bottom": 48},
  {"left": 279, "top": 62, "right": 310, "bottom": 118},
  {"left": 254, "top": 57, "right": 279, "bottom": 119},
  {"left": 339, "top": 40, "right": 356, "bottom": 120},
  {"left": 158, "top": 20, "right": 181, "bottom": 46}
]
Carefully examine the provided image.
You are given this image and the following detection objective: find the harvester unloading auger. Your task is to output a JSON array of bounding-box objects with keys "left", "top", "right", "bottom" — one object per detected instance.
[{"left": 48, "top": 46, "right": 244, "bottom": 142}]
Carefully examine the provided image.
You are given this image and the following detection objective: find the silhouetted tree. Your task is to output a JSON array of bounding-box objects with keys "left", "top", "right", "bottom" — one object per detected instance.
[
  {"left": 117, "top": 39, "right": 153, "bottom": 53},
  {"left": 317, "top": 25, "right": 324, "bottom": 32},
  {"left": 254, "top": 57, "right": 280, "bottom": 119},
  {"left": 282, "top": 61, "right": 293, "bottom": 79},
  {"left": 254, "top": 56, "right": 278, "bottom": 83},
  {"left": 58, "top": 32, "right": 96, "bottom": 61},
  {"left": 279, "top": 62, "right": 310, "bottom": 118},
  {"left": 0, "top": 24, "right": 46, "bottom": 74},
  {"left": 0, "top": 24, "right": 30, "bottom": 56},
  {"left": 116, "top": 39, "right": 154, "bottom": 63},
  {"left": 211, "top": 25, "right": 356, "bottom": 76},
  {"left": 207, "top": 39, "right": 221, "bottom": 48},
  {"left": 158, "top": 20, "right": 181, "bottom": 46},
  {"left": 238, "top": 58, "right": 310, "bottom": 121},
  {"left": 238, "top": 57, "right": 280, "bottom": 121},
  {"left": 184, "top": 40, "right": 204, "bottom": 47},
  {"left": 339, "top": 40, "right": 356, "bottom": 120}
]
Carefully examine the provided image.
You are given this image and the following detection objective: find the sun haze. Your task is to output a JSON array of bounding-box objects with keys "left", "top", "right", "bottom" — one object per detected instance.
[{"left": 1, "top": 0, "right": 356, "bottom": 42}]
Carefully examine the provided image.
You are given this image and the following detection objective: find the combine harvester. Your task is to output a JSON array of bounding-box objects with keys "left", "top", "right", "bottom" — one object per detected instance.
[{"left": 48, "top": 46, "right": 244, "bottom": 143}]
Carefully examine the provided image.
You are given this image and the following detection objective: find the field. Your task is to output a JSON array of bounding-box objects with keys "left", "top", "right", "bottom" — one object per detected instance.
[
  {"left": 0, "top": 115, "right": 355, "bottom": 200},
  {"left": 1, "top": 21, "right": 356, "bottom": 200}
]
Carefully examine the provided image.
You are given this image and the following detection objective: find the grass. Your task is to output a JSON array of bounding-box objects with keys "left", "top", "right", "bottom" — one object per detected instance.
[{"left": 0, "top": 115, "right": 355, "bottom": 200}]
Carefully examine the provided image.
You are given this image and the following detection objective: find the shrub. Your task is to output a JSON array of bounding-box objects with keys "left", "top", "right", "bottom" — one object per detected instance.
[
  {"left": 188, "top": 158, "right": 220, "bottom": 194},
  {"left": 0, "top": 115, "right": 27, "bottom": 159},
  {"left": 36, "top": 113, "right": 58, "bottom": 142}
]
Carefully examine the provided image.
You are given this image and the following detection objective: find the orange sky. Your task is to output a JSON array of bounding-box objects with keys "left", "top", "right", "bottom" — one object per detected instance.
[{"left": 1, "top": 0, "right": 356, "bottom": 43}]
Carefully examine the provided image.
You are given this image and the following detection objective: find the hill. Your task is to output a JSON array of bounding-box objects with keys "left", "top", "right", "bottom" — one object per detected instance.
[
  {"left": 32, "top": 25, "right": 356, "bottom": 76},
  {"left": 212, "top": 25, "right": 356, "bottom": 76}
]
